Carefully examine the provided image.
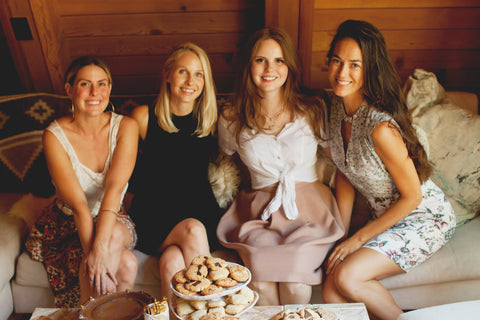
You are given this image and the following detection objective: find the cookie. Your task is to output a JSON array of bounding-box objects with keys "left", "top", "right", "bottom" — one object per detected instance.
[
  {"left": 225, "top": 304, "right": 245, "bottom": 315},
  {"left": 271, "top": 311, "right": 287, "bottom": 320},
  {"left": 206, "top": 257, "right": 228, "bottom": 270},
  {"left": 283, "top": 312, "right": 301, "bottom": 320},
  {"left": 189, "top": 300, "right": 208, "bottom": 310},
  {"left": 208, "top": 307, "right": 226, "bottom": 316},
  {"left": 174, "top": 269, "right": 188, "bottom": 284},
  {"left": 208, "top": 267, "right": 230, "bottom": 281},
  {"left": 227, "top": 293, "right": 248, "bottom": 305},
  {"left": 299, "top": 308, "right": 320, "bottom": 320},
  {"left": 228, "top": 265, "right": 249, "bottom": 282},
  {"left": 215, "top": 277, "right": 238, "bottom": 287},
  {"left": 176, "top": 283, "right": 197, "bottom": 296},
  {"left": 176, "top": 299, "right": 196, "bottom": 316},
  {"left": 199, "top": 313, "right": 223, "bottom": 320},
  {"left": 189, "top": 309, "right": 208, "bottom": 320},
  {"left": 239, "top": 286, "right": 255, "bottom": 302},
  {"left": 201, "top": 284, "right": 224, "bottom": 295},
  {"left": 311, "top": 307, "right": 338, "bottom": 320},
  {"left": 207, "top": 299, "right": 226, "bottom": 308},
  {"left": 185, "top": 278, "right": 211, "bottom": 292},
  {"left": 186, "top": 264, "right": 209, "bottom": 281},
  {"left": 191, "top": 254, "right": 210, "bottom": 265}
]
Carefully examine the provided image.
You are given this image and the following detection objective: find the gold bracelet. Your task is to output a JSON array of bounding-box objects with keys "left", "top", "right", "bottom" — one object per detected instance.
[{"left": 99, "top": 209, "right": 119, "bottom": 216}]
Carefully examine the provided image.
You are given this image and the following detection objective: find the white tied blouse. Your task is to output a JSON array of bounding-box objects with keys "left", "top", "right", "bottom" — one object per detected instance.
[
  {"left": 218, "top": 114, "right": 326, "bottom": 220},
  {"left": 46, "top": 112, "right": 127, "bottom": 217}
]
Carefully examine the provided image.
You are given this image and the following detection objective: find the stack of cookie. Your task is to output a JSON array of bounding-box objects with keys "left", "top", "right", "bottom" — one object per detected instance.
[
  {"left": 270, "top": 307, "right": 338, "bottom": 320},
  {"left": 171, "top": 255, "right": 258, "bottom": 320},
  {"left": 173, "top": 255, "right": 251, "bottom": 297},
  {"left": 174, "top": 286, "right": 256, "bottom": 320}
]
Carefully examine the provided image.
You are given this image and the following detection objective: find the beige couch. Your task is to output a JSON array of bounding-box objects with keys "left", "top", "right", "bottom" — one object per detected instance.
[{"left": 1, "top": 69, "right": 479, "bottom": 318}]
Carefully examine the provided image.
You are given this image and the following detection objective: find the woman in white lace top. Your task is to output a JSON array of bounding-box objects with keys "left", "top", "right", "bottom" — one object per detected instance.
[{"left": 25, "top": 56, "right": 139, "bottom": 307}]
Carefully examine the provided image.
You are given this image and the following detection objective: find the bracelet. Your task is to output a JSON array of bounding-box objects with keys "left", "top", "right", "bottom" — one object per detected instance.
[{"left": 99, "top": 209, "right": 119, "bottom": 216}]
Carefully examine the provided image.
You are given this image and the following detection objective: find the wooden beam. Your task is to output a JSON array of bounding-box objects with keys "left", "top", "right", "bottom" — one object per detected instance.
[
  {"left": 265, "top": 0, "right": 299, "bottom": 46},
  {"left": 29, "top": 0, "right": 65, "bottom": 93},
  {"left": 298, "top": 0, "right": 314, "bottom": 87}
]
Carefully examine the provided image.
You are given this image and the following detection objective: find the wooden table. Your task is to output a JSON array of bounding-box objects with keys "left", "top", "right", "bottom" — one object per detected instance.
[{"left": 30, "top": 303, "right": 369, "bottom": 320}]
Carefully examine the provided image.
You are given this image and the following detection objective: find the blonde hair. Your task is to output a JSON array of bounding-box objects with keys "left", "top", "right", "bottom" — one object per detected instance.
[{"left": 154, "top": 42, "right": 217, "bottom": 137}]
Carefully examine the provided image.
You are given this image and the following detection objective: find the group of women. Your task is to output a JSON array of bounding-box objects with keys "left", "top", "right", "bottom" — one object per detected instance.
[{"left": 24, "top": 19, "right": 455, "bottom": 320}]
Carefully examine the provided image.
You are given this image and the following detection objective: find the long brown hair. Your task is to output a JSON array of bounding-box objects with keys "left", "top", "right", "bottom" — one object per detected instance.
[
  {"left": 226, "top": 27, "right": 328, "bottom": 142},
  {"left": 327, "top": 20, "right": 432, "bottom": 182}
]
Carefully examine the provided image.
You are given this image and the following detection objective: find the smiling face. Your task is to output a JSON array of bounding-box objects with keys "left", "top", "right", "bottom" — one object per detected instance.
[
  {"left": 66, "top": 64, "right": 112, "bottom": 117},
  {"left": 167, "top": 51, "right": 205, "bottom": 112},
  {"left": 250, "top": 39, "right": 288, "bottom": 96},
  {"left": 328, "top": 37, "right": 364, "bottom": 108}
]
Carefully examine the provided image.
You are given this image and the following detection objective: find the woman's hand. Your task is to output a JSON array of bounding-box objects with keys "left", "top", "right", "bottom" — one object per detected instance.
[
  {"left": 85, "top": 246, "right": 118, "bottom": 295},
  {"left": 325, "top": 235, "right": 364, "bottom": 275}
]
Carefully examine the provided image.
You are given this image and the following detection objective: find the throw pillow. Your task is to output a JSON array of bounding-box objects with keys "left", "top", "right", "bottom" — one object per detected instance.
[
  {"left": 405, "top": 69, "right": 480, "bottom": 226},
  {"left": 7, "top": 193, "right": 54, "bottom": 235}
]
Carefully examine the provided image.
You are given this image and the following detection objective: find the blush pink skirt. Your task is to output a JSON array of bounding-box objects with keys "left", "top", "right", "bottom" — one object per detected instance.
[{"left": 216, "top": 181, "right": 345, "bottom": 285}]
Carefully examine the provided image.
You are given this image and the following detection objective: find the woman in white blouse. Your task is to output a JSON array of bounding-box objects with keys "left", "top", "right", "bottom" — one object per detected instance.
[{"left": 216, "top": 27, "right": 345, "bottom": 305}]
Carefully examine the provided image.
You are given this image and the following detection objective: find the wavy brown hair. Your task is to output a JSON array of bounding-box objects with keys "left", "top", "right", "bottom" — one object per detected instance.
[
  {"left": 327, "top": 20, "right": 432, "bottom": 182},
  {"left": 225, "top": 27, "right": 328, "bottom": 142}
]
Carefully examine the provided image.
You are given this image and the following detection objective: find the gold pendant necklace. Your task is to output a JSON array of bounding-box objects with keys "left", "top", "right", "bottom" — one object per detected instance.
[{"left": 261, "top": 104, "right": 285, "bottom": 131}]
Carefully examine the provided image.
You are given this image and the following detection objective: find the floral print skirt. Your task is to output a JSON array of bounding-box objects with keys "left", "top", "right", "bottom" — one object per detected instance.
[
  {"left": 25, "top": 200, "right": 137, "bottom": 307},
  {"left": 364, "top": 180, "right": 456, "bottom": 272}
]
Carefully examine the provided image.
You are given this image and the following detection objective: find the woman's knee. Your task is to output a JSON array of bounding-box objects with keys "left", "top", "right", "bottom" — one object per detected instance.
[
  {"left": 109, "top": 223, "right": 130, "bottom": 251},
  {"left": 159, "top": 246, "right": 184, "bottom": 280},
  {"left": 117, "top": 250, "right": 137, "bottom": 283}
]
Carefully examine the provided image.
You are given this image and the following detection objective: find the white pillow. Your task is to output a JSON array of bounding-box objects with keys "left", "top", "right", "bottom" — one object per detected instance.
[{"left": 405, "top": 69, "right": 480, "bottom": 226}]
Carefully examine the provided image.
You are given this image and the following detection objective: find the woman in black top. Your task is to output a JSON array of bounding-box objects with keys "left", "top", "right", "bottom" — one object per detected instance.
[{"left": 128, "top": 42, "right": 221, "bottom": 301}]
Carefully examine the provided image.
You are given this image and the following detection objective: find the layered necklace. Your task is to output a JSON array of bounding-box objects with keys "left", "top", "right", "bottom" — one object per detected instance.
[{"left": 260, "top": 103, "right": 285, "bottom": 132}]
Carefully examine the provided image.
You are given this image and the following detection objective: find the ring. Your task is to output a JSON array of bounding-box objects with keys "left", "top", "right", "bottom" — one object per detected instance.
[{"left": 339, "top": 257, "right": 344, "bottom": 262}]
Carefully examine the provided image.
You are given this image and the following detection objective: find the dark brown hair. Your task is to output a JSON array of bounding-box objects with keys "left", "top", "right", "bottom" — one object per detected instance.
[{"left": 327, "top": 20, "right": 432, "bottom": 182}]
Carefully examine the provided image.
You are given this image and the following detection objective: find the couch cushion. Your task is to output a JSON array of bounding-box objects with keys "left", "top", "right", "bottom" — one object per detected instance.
[
  {"left": 405, "top": 69, "right": 480, "bottom": 226},
  {"left": 381, "top": 216, "right": 480, "bottom": 289}
]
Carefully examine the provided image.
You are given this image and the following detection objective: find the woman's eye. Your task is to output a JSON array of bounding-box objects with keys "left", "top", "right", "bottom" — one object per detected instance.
[
  {"left": 79, "top": 81, "right": 90, "bottom": 87},
  {"left": 352, "top": 63, "right": 361, "bottom": 69},
  {"left": 195, "top": 72, "right": 203, "bottom": 78},
  {"left": 275, "top": 58, "right": 285, "bottom": 64},
  {"left": 255, "top": 58, "right": 265, "bottom": 63}
]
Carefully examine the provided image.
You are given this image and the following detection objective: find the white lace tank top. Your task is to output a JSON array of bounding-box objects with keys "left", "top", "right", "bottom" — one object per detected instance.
[{"left": 46, "top": 112, "right": 127, "bottom": 217}]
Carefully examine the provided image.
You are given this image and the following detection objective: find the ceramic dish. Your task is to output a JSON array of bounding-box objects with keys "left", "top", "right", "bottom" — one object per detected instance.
[
  {"left": 171, "top": 262, "right": 251, "bottom": 301},
  {"left": 78, "top": 291, "right": 154, "bottom": 320},
  {"left": 171, "top": 290, "right": 259, "bottom": 320}
]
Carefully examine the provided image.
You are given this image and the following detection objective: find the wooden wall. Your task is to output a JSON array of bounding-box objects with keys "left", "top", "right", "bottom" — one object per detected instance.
[
  {"left": 304, "top": 0, "right": 480, "bottom": 95},
  {"left": 1, "top": 0, "right": 264, "bottom": 95}
]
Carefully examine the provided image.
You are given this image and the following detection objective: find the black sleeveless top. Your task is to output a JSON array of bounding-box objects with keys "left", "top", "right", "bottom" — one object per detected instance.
[{"left": 128, "top": 105, "right": 222, "bottom": 255}]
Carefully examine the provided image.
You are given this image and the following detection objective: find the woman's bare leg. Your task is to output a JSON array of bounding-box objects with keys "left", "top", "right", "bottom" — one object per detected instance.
[
  {"left": 249, "top": 281, "right": 279, "bottom": 305},
  {"left": 324, "top": 248, "right": 404, "bottom": 320},
  {"left": 279, "top": 282, "right": 312, "bottom": 305},
  {"left": 159, "top": 245, "right": 185, "bottom": 302}
]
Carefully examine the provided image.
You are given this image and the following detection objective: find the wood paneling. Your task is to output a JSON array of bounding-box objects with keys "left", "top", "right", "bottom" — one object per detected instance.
[
  {"left": 1, "top": 0, "right": 263, "bottom": 94},
  {"left": 306, "top": 2, "right": 480, "bottom": 94}
]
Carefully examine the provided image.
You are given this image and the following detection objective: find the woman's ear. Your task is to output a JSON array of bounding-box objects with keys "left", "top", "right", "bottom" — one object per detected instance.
[{"left": 65, "top": 83, "right": 73, "bottom": 98}]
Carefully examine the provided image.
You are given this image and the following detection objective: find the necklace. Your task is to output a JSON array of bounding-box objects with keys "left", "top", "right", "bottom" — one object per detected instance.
[{"left": 260, "top": 104, "right": 285, "bottom": 131}]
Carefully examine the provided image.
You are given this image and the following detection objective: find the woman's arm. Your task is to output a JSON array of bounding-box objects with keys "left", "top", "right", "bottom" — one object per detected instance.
[
  {"left": 92, "top": 116, "right": 139, "bottom": 253},
  {"left": 131, "top": 104, "right": 149, "bottom": 141},
  {"left": 43, "top": 130, "right": 95, "bottom": 252},
  {"left": 351, "top": 121, "right": 422, "bottom": 244},
  {"left": 326, "top": 122, "right": 422, "bottom": 274}
]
